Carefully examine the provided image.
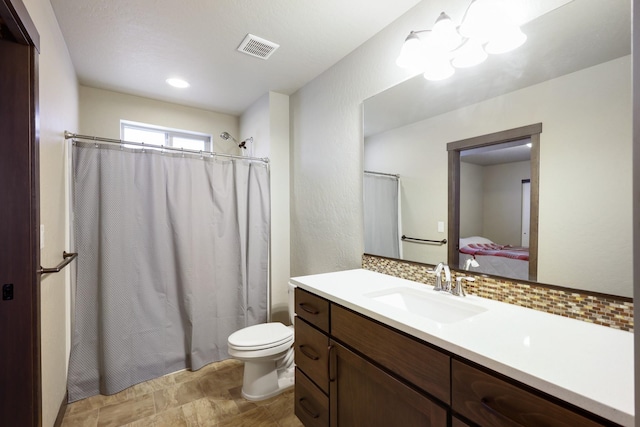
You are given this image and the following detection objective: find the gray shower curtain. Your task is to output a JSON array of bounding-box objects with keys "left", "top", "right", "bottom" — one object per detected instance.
[
  {"left": 364, "top": 173, "right": 400, "bottom": 258},
  {"left": 67, "top": 141, "right": 270, "bottom": 402}
]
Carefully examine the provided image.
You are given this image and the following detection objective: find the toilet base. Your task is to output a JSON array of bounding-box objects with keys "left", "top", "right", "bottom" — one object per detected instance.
[{"left": 240, "top": 361, "right": 295, "bottom": 401}]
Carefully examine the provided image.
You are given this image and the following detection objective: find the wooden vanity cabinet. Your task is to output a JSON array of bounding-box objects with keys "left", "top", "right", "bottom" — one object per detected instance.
[
  {"left": 294, "top": 288, "right": 448, "bottom": 427},
  {"left": 294, "top": 288, "right": 619, "bottom": 427},
  {"left": 294, "top": 289, "right": 331, "bottom": 426}
]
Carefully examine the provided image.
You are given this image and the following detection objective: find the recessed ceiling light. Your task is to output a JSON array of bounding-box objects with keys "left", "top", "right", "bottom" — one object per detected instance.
[{"left": 166, "top": 78, "right": 190, "bottom": 88}]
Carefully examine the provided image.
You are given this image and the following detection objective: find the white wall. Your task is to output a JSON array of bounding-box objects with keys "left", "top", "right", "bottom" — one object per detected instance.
[
  {"left": 240, "top": 92, "right": 291, "bottom": 322},
  {"left": 290, "top": 2, "right": 447, "bottom": 276},
  {"left": 240, "top": 93, "right": 270, "bottom": 158},
  {"left": 22, "top": 0, "right": 79, "bottom": 425},
  {"left": 79, "top": 86, "right": 240, "bottom": 155}
]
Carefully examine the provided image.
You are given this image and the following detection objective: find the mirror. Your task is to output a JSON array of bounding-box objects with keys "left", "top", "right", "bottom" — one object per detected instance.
[{"left": 363, "top": 0, "right": 632, "bottom": 297}]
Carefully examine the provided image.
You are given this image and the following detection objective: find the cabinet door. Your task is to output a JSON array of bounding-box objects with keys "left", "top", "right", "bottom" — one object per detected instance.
[{"left": 329, "top": 342, "right": 447, "bottom": 427}]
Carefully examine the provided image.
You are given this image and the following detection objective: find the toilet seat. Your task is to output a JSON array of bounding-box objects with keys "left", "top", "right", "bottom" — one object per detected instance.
[{"left": 228, "top": 322, "right": 294, "bottom": 352}]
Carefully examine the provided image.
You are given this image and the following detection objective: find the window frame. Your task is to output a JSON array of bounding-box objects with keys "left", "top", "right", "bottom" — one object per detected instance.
[{"left": 120, "top": 120, "right": 212, "bottom": 152}]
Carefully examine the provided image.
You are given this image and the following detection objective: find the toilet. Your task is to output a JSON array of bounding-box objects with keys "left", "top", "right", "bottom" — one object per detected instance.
[{"left": 227, "top": 282, "right": 296, "bottom": 401}]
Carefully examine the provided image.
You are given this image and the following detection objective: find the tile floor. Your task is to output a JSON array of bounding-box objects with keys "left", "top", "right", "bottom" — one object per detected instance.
[{"left": 61, "top": 359, "right": 303, "bottom": 427}]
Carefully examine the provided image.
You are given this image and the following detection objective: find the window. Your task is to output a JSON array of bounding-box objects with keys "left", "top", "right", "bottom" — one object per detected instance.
[{"left": 121, "top": 121, "right": 212, "bottom": 152}]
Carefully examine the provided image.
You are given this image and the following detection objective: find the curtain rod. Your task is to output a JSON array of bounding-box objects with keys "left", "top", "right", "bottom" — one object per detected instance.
[
  {"left": 364, "top": 170, "right": 399, "bottom": 178},
  {"left": 65, "top": 131, "right": 270, "bottom": 164}
]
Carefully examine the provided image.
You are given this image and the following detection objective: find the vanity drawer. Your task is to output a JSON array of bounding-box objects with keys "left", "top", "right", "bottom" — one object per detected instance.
[
  {"left": 295, "top": 317, "right": 330, "bottom": 394},
  {"left": 451, "top": 359, "right": 611, "bottom": 427},
  {"left": 295, "top": 288, "right": 330, "bottom": 333},
  {"left": 295, "top": 368, "right": 329, "bottom": 427},
  {"left": 331, "top": 304, "right": 450, "bottom": 404}
]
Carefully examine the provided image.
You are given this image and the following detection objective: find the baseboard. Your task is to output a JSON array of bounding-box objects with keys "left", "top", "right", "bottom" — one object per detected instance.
[{"left": 53, "top": 391, "right": 68, "bottom": 427}]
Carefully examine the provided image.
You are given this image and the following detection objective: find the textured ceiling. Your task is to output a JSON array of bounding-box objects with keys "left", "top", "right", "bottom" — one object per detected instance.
[{"left": 50, "top": 0, "right": 422, "bottom": 115}]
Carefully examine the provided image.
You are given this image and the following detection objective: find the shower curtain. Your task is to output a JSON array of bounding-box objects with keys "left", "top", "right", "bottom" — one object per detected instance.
[
  {"left": 363, "top": 173, "right": 401, "bottom": 258},
  {"left": 67, "top": 141, "right": 270, "bottom": 402}
]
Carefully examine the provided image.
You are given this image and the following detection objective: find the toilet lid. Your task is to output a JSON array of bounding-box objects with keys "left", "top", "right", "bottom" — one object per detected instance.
[{"left": 228, "top": 322, "right": 294, "bottom": 351}]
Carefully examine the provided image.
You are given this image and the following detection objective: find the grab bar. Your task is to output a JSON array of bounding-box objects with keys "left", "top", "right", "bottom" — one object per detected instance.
[
  {"left": 38, "top": 251, "right": 78, "bottom": 275},
  {"left": 401, "top": 235, "right": 447, "bottom": 245}
]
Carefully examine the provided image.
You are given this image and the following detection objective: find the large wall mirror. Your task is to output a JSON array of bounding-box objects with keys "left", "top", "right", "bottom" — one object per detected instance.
[{"left": 363, "top": 0, "right": 632, "bottom": 297}]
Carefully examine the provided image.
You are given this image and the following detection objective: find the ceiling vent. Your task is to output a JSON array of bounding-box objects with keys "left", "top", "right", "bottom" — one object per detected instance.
[{"left": 237, "top": 34, "right": 280, "bottom": 60}]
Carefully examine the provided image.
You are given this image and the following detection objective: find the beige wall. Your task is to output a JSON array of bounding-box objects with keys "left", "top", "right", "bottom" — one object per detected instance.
[
  {"left": 459, "top": 162, "right": 484, "bottom": 238},
  {"left": 362, "top": 56, "right": 631, "bottom": 296},
  {"left": 482, "top": 161, "right": 530, "bottom": 246},
  {"left": 22, "top": 0, "right": 79, "bottom": 425},
  {"left": 79, "top": 86, "right": 240, "bottom": 155}
]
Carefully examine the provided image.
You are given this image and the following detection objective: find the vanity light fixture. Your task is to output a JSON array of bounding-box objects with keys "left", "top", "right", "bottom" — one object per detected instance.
[
  {"left": 396, "top": 0, "right": 526, "bottom": 81},
  {"left": 166, "top": 78, "right": 190, "bottom": 88}
]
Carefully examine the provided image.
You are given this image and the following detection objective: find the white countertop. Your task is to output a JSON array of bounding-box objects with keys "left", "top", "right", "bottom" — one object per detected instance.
[{"left": 290, "top": 269, "right": 634, "bottom": 427}]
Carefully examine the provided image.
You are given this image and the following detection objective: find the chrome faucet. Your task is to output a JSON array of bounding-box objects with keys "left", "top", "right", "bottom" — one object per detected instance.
[
  {"left": 433, "top": 262, "right": 452, "bottom": 292},
  {"left": 452, "top": 276, "right": 475, "bottom": 297}
]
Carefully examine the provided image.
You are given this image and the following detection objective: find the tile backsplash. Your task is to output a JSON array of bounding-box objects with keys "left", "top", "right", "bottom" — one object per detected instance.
[{"left": 362, "top": 254, "right": 633, "bottom": 332}]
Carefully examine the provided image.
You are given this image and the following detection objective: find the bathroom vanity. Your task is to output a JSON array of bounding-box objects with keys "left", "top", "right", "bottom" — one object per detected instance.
[{"left": 290, "top": 269, "right": 633, "bottom": 427}]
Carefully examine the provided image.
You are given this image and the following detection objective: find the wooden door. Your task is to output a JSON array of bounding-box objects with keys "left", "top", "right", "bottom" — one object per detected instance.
[
  {"left": 0, "top": 1, "right": 41, "bottom": 426},
  {"left": 329, "top": 342, "right": 448, "bottom": 427}
]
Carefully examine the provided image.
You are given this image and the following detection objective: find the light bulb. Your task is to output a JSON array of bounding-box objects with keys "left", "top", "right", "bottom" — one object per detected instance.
[
  {"left": 459, "top": 0, "right": 495, "bottom": 42},
  {"left": 431, "top": 12, "right": 462, "bottom": 51},
  {"left": 166, "top": 78, "right": 190, "bottom": 88},
  {"left": 423, "top": 58, "right": 455, "bottom": 81},
  {"left": 396, "top": 33, "right": 425, "bottom": 69},
  {"left": 485, "top": 25, "right": 527, "bottom": 54},
  {"left": 452, "top": 39, "right": 487, "bottom": 68}
]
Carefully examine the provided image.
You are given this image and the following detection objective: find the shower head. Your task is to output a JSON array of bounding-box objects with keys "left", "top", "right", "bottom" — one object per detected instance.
[
  {"left": 238, "top": 137, "right": 253, "bottom": 150},
  {"left": 219, "top": 131, "right": 237, "bottom": 142},
  {"left": 221, "top": 132, "right": 252, "bottom": 150}
]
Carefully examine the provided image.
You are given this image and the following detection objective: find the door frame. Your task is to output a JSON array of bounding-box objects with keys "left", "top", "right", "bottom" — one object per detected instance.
[{"left": 0, "top": 0, "right": 40, "bottom": 426}]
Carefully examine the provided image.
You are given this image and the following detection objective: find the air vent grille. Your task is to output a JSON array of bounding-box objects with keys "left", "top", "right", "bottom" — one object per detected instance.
[{"left": 237, "top": 34, "right": 279, "bottom": 60}]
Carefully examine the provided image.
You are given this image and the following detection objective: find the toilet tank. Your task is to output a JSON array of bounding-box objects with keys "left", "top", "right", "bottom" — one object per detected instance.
[{"left": 288, "top": 282, "right": 296, "bottom": 325}]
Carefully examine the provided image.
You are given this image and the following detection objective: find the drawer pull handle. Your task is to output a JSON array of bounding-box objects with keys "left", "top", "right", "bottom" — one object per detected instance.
[
  {"left": 299, "top": 397, "right": 320, "bottom": 419},
  {"left": 299, "top": 302, "right": 320, "bottom": 315},
  {"left": 299, "top": 345, "right": 320, "bottom": 361},
  {"left": 328, "top": 344, "right": 336, "bottom": 382},
  {"left": 481, "top": 397, "right": 525, "bottom": 427}
]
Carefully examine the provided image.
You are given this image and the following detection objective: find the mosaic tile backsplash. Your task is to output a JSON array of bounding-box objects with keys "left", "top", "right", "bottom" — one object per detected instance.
[{"left": 362, "top": 254, "right": 633, "bottom": 332}]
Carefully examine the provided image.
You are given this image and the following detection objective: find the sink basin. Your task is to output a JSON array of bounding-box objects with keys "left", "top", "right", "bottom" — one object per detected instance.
[{"left": 365, "top": 287, "right": 487, "bottom": 324}]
